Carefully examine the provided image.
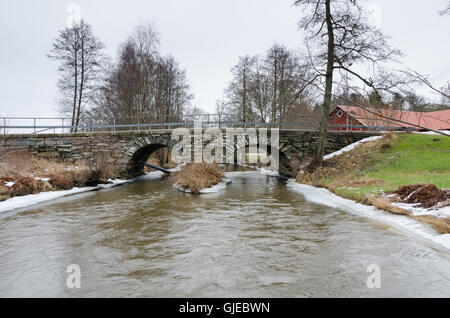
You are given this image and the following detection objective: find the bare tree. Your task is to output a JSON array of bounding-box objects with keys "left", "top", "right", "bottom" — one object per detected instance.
[
  {"left": 264, "top": 44, "right": 314, "bottom": 123},
  {"left": 250, "top": 59, "right": 271, "bottom": 122},
  {"left": 400, "top": 69, "right": 450, "bottom": 106},
  {"left": 92, "top": 23, "right": 193, "bottom": 127},
  {"left": 439, "top": 1, "right": 450, "bottom": 15},
  {"left": 294, "top": 0, "right": 401, "bottom": 167},
  {"left": 48, "top": 19, "right": 105, "bottom": 132},
  {"left": 224, "top": 55, "right": 257, "bottom": 122},
  {"left": 222, "top": 44, "right": 316, "bottom": 125},
  {"left": 156, "top": 54, "right": 193, "bottom": 123}
]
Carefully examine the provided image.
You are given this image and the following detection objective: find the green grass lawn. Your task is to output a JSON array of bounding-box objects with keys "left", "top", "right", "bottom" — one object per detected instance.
[{"left": 328, "top": 133, "right": 450, "bottom": 200}]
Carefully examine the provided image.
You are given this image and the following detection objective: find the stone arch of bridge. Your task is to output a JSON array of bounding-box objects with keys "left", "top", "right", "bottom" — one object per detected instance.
[{"left": 124, "top": 135, "right": 176, "bottom": 177}]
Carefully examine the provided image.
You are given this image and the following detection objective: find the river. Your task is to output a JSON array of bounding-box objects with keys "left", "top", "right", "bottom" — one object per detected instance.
[{"left": 0, "top": 171, "right": 449, "bottom": 297}]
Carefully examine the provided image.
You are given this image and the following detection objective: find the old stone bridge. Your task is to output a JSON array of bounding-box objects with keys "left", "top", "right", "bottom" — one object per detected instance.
[{"left": 1, "top": 130, "right": 377, "bottom": 177}]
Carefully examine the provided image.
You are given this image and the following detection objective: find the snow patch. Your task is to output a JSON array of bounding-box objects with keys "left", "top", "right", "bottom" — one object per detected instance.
[
  {"left": 413, "top": 130, "right": 450, "bottom": 136},
  {"left": 323, "top": 136, "right": 383, "bottom": 160},
  {"left": 35, "top": 177, "right": 50, "bottom": 182},
  {"left": 174, "top": 179, "right": 231, "bottom": 194},
  {"left": 256, "top": 167, "right": 279, "bottom": 176},
  {"left": 135, "top": 170, "right": 165, "bottom": 181},
  {"left": 4, "top": 181, "right": 16, "bottom": 187},
  {"left": 287, "top": 180, "right": 450, "bottom": 251}
]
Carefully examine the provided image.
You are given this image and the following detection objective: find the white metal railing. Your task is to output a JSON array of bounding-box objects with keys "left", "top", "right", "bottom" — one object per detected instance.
[{"left": 0, "top": 114, "right": 412, "bottom": 135}]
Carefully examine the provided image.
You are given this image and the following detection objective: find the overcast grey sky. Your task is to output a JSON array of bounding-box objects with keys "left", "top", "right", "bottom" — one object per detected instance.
[{"left": 0, "top": 0, "right": 449, "bottom": 117}]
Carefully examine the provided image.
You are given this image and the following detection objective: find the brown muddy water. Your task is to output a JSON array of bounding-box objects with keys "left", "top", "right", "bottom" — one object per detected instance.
[{"left": 0, "top": 171, "right": 449, "bottom": 297}]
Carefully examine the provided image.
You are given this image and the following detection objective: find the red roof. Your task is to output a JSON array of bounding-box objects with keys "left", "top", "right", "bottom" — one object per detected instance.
[{"left": 334, "top": 105, "right": 450, "bottom": 130}]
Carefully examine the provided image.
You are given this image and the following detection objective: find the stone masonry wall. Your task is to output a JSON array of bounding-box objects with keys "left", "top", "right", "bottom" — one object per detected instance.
[{"left": 1, "top": 131, "right": 376, "bottom": 177}]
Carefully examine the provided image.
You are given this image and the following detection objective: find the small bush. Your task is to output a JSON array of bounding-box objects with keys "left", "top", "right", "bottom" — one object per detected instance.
[{"left": 412, "top": 215, "right": 450, "bottom": 234}]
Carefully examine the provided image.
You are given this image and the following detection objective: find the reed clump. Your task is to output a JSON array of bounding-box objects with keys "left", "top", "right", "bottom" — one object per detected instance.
[{"left": 175, "top": 163, "right": 224, "bottom": 194}]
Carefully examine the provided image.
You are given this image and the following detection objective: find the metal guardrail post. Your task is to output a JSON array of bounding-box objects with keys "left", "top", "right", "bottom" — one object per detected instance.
[
  {"left": 62, "top": 118, "right": 64, "bottom": 133},
  {"left": 33, "top": 118, "right": 36, "bottom": 134}
]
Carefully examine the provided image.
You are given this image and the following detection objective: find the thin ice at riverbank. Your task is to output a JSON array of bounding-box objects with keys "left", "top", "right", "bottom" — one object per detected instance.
[
  {"left": 0, "top": 179, "right": 130, "bottom": 214},
  {"left": 286, "top": 180, "right": 450, "bottom": 251}
]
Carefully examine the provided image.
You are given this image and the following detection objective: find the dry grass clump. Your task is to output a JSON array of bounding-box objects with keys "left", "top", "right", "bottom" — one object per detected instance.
[
  {"left": 390, "top": 184, "right": 449, "bottom": 208},
  {"left": 0, "top": 151, "right": 73, "bottom": 179},
  {"left": 48, "top": 174, "right": 74, "bottom": 190},
  {"left": 0, "top": 150, "right": 119, "bottom": 201},
  {"left": 8, "top": 176, "right": 47, "bottom": 197},
  {"left": 0, "top": 184, "right": 10, "bottom": 201},
  {"left": 364, "top": 196, "right": 411, "bottom": 216},
  {"left": 175, "top": 163, "right": 224, "bottom": 194},
  {"left": 412, "top": 215, "right": 450, "bottom": 234}
]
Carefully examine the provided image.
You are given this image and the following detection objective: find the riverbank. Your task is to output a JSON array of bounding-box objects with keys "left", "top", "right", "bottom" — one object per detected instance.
[
  {"left": 297, "top": 133, "right": 450, "bottom": 197},
  {"left": 0, "top": 151, "right": 119, "bottom": 202},
  {"left": 294, "top": 132, "right": 450, "bottom": 236},
  {"left": 287, "top": 181, "right": 450, "bottom": 251}
]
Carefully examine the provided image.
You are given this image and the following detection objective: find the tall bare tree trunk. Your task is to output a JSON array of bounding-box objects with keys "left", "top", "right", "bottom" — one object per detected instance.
[
  {"left": 314, "top": 0, "right": 334, "bottom": 166},
  {"left": 272, "top": 59, "right": 277, "bottom": 125},
  {"left": 243, "top": 70, "right": 247, "bottom": 122},
  {"left": 75, "top": 40, "right": 85, "bottom": 133},
  {"left": 71, "top": 42, "right": 78, "bottom": 133}
]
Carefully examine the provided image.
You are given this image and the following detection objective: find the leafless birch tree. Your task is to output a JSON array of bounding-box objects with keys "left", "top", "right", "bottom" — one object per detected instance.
[{"left": 48, "top": 19, "right": 105, "bottom": 132}]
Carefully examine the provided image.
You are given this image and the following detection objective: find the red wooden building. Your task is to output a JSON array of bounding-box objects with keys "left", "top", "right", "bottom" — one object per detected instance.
[{"left": 328, "top": 105, "right": 450, "bottom": 132}]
